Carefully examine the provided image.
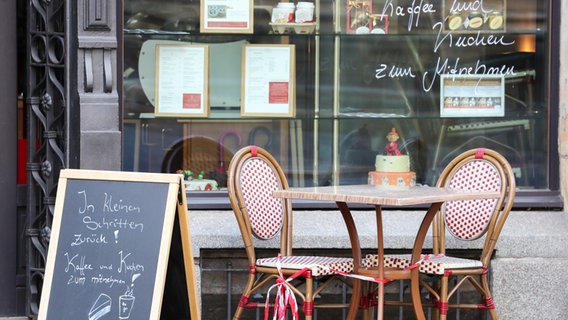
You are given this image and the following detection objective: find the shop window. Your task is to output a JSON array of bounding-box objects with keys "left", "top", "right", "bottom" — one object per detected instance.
[{"left": 123, "top": 0, "right": 560, "bottom": 208}]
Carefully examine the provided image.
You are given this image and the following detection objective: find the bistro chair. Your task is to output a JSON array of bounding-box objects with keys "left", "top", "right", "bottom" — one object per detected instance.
[
  {"left": 227, "top": 145, "right": 357, "bottom": 320},
  {"left": 366, "top": 148, "right": 516, "bottom": 319}
]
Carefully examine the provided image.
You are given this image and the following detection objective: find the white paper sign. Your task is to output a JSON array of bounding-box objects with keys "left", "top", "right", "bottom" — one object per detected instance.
[
  {"left": 155, "top": 45, "right": 209, "bottom": 117},
  {"left": 242, "top": 45, "right": 295, "bottom": 117}
]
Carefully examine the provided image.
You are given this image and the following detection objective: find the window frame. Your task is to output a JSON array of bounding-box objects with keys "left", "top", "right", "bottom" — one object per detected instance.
[{"left": 122, "top": 0, "right": 563, "bottom": 210}]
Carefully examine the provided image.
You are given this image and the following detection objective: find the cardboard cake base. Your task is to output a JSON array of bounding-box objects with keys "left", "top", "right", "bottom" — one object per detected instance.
[{"left": 368, "top": 171, "right": 416, "bottom": 187}]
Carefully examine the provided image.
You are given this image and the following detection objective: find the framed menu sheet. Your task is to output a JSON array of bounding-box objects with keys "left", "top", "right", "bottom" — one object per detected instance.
[
  {"left": 200, "top": 0, "right": 253, "bottom": 33},
  {"left": 440, "top": 74, "right": 505, "bottom": 118},
  {"left": 155, "top": 44, "right": 209, "bottom": 118},
  {"left": 241, "top": 44, "right": 296, "bottom": 117}
]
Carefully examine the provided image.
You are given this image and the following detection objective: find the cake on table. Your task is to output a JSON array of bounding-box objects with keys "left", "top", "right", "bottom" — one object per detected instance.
[
  {"left": 185, "top": 178, "right": 218, "bottom": 191},
  {"left": 177, "top": 170, "right": 219, "bottom": 191},
  {"left": 368, "top": 128, "right": 416, "bottom": 187}
]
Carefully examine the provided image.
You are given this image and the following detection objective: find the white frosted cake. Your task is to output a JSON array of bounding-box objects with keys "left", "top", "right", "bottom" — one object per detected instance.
[
  {"left": 369, "top": 155, "right": 416, "bottom": 187},
  {"left": 375, "top": 155, "right": 410, "bottom": 172},
  {"left": 369, "top": 128, "right": 416, "bottom": 187}
]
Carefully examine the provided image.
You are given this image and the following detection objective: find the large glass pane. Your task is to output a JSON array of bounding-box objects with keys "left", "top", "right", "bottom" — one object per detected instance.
[
  {"left": 316, "top": 0, "right": 549, "bottom": 189},
  {"left": 123, "top": 0, "right": 552, "bottom": 196},
  {"left": 123, "top": 0, "right": 316, "bottom": 190}
]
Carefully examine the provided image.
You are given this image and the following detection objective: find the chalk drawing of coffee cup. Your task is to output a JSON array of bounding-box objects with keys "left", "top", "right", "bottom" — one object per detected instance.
[{"left": 119, "top": 294, "right": 135, "bottom": 319}]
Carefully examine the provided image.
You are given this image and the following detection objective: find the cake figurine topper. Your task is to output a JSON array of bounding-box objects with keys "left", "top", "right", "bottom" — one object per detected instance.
[
  {"left": 385, "top": 128, "right": 402, "bottom": 156},
  {"left": 370, "top": 127, "right": 416, "bottom": 187}
]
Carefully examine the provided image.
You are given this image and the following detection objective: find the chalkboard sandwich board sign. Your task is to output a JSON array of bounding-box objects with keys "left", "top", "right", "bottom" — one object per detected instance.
[{"left": 38, "top": 169, "right": 200, "bottom": 320}]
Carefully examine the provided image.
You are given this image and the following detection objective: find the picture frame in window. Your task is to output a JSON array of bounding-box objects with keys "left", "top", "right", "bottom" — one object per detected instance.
[
  {"left": 154, "top": 44, "right": 210, "bottom": 118},
  {"left": 241, "top": 44, "right": 296, "bottom": 118},
  {"left": 440, "top": 74, "right": 505, "bottom": 118},
  {"left": 200, "top": 0, "right": 254, "bottom": 33}
]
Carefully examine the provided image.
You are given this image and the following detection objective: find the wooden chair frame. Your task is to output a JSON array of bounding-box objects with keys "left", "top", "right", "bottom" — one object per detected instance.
[
  {"left": 227, "top": 145, "right": 354, "bottom": 320},
  {"left": 366, "top": 148, "right": 515, "bottom": 320},
  {"left": 427, "top": 148, "right": 516, "bottom": 320}
]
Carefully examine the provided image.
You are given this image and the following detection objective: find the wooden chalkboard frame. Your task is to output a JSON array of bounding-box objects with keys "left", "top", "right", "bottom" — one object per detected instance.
[{"left": 38, "top": 169, "right": 200, "bottom": 320}]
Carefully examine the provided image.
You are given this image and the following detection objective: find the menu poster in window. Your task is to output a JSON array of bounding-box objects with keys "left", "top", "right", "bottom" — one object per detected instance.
[
  {"left": 440, "top": 74, "right": 505, "bottom": 118},
  {"left": 38, "top": 169, "right": 200, "bottom": 320},
  {"left": 155, "top": 44, "right": 209, "bottom": 118},
  {"left": 241, "top": 44, "right": 296, "bottom": 117},
  {"left": 200, "top": 0, "right": 253, "bottom": 33}
]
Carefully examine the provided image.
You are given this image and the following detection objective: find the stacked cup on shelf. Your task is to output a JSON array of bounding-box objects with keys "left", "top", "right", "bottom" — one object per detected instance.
[
  {"left": 272, "top": 2, "right": 296, "bottom": 23},
  {"left": 295, "top": 2, "right": 314, "bottom": 23}
]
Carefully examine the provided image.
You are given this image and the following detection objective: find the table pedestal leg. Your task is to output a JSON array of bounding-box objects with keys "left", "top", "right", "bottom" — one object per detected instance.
[
  {"left": 337, "top": 202, "right": 362, "bottom": 320},
  {"left": 337, "top": 201, "right": 442, "bottom": 320},
  {"left": 374, "top": 205, "right": 385, "bottom": 320}
]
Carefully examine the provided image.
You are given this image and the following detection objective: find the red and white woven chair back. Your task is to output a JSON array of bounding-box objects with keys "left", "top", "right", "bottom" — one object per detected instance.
[
  {"left": 239, "top": 156, "right": 285, "bottom": 240},
  {"left": 443, "top": 159, "right": 502, "bottom": 240}
]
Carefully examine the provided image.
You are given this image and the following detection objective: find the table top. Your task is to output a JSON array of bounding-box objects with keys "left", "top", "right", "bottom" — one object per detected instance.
[{"left": 273, "top": 184, "right": 501, "bottom": 206}]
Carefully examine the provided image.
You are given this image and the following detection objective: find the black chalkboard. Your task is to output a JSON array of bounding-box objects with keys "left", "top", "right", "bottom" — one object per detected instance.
[{"left": 38, "top": 169, "right": 200, "bottom": 320}]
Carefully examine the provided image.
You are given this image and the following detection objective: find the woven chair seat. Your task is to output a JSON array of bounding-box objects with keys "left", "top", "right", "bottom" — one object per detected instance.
[
  {"left": 256, "top": 255, "right": 354, "bottom": 277},
  {"left": 365, "top": 253, "right": 483, "bottom": 276}
]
